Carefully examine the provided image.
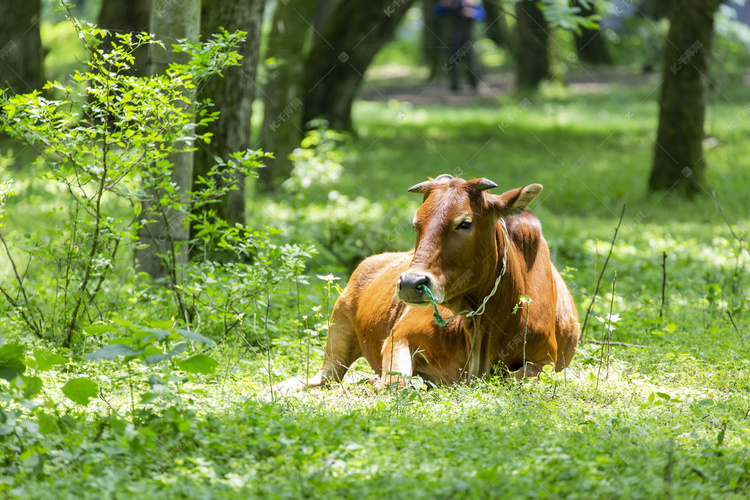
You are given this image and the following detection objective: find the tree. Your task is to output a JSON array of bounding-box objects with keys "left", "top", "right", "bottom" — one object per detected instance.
[
  {"left": 514, "top": 0, "right": 553, "bottom": 89},
  {"left": 482, "top": 0, "right": 513, "bottom": 50},
  {"left": 648, "top": 0, "right": 721, "bottom": 194},
  {"left": 422, "top": 0, "right": 445, "bottom": 80},
  {"left": 0, "top": 0, "right": 43, "bottom": 93},
  {"left": 258, "top": 0, "right": 316, "bottom": 192},
  {"left": 572, "top": 0, "right": 611, "bottom": 65},
  {"left": 135, "top": 0, "right": 200, "bottom": 278},
  {"left": 193, "top": 0, "right": 265, "bottom": 222},
  {"left": 302, "top": 0, "right": 417, "bottom": 131},
  {"left": 97, "top": 0, "right": 151, "bottom": 76}
]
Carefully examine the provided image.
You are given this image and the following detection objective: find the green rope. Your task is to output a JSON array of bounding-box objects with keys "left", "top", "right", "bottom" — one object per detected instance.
[
  {"left": 417, "top": 283, "right": 457, "bottom": 327},
  {"left": 414, "top": 218, "right": 510, "bottom": 328}
]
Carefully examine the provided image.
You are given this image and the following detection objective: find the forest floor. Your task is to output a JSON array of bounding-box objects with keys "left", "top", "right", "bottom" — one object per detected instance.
[
  {"left": 3, "top": 66, "right": 750, "bottom": 498},
  {"left": 360, "top": 65, "right": 663, "bottom": 106}
]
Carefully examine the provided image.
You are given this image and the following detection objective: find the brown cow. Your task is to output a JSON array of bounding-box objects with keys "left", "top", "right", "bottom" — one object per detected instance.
[{"left": 272, "top": 175, "right": 579, "bottom": 392}]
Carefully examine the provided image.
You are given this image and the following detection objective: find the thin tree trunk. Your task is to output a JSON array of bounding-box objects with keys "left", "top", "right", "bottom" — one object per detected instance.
[
  {"left": 514, "top": 0, "right": 552, "bottom": 89},
  {"left": 0, "top": 0, "right": 43, "bottom": 93},
  {"left": 648, "top": 0, "right": 721, "bottom": 194},
  {"left": 135, "top": 0, "right": 200, "bottom": 279},
  {"left": 573, "top": 0, "right": 611, "bottom": 65},
  {"left": 302, "top": 0, "right": 417, "bottom": 131},
  {"left": 97, "top": 0, "right": 151, "bottom": 76},
  {"left": 257, "top": 0, "right": 316, "bottom": 192},
  {"left": 193, "top": 0, "right": 265, "bottom": 223}
]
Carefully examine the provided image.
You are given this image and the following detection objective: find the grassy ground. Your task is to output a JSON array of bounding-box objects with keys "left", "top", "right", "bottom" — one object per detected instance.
[{"left": 3, "top": 74, "right": 750, "bottom": 498}]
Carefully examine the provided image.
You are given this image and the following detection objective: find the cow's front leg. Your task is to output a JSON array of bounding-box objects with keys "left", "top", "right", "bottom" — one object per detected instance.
[
  {"left": 512, "top": 361, "right": 545, "bottom": 380},
  {"left": 379, "top": 335, "right": 413, "bottom": 391}
]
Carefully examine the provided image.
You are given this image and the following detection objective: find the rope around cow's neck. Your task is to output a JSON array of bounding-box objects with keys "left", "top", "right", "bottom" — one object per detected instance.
[{"left": 417, "top": 218, "right": 510, "bottom": 327}]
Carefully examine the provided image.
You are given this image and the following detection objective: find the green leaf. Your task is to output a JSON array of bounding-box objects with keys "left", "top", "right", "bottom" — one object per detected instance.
[
  {"left": 173, "top": 328, "right": 215, "bottom": 346},
  {"left": 32, "top": 348, "right": 66, "bottom": 371},
  {"left": 149, "top": 320, "right": 174, "bottom": 329},
  {"left": 144, "top": 342, "right": 187, "bottom": 365},
  {"left": 716, "top": 423, "right": 726, "bottom": 448},
  {"left": 17, "top": 375, "right": 44, "bottom": 398},
  {"left": 0, "top": 342, "right": 26, "bottom": 381},
  {"left": 62, "top": 378, "right": 99, "bottom": 406},
  {"left": 37, "top": 413, "right": 57, "bottom": 435},
  {"left": 85, "top": 343, "right": 144, "bottom": 361},
  {"left": 83, "top": 324, "right": 116, "bottom": 336},
  {"left": 178, "top": 354, "right": 217, "bottom": 375}
]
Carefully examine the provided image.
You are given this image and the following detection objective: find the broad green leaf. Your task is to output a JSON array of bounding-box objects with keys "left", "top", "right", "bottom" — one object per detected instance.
[
  {"left": 83, "top": 324, "right": 116, "bottom": 336},
  {"left": 144, "top": 342, "right": 188, "bottom": 365},
  {"left": 178, "top": 354, "right": 217, "bottom": 375},
  {"left": 149, "top": 320, "right": 174, "bottom": 329},
  {"left": 140, "top": 392, "right": 160, "bottom": 405},
  {"left": 137, "top": 328, "right": 172, "bottom": 342},
  {"left": 85, "top": 343, "right": 144, "bottom": 361},
  {"left": 32, "top": 348, "right": 66, "bottom": 371},
  {"left": 15, "top": 375, "right": 43, "bottom": 398},
  {"left": 0, "top": 342, "right": 26, "bottom": 381},
  {"left": 62, "top": 378, "right": 99, "bottom": 406},
  {"left": 37, "top": 413, "right": 57, "bottom": 435},
  {"left": 112, "top": 317, "right": 137, "bottom": 328},
  {"left": 174, "top": 328, "right": 215, "bottom": 346}
]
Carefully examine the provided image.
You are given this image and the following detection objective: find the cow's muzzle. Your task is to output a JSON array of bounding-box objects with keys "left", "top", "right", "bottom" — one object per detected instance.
[{"left": 397, "top": 272, "right": 444, "bottom": 306}]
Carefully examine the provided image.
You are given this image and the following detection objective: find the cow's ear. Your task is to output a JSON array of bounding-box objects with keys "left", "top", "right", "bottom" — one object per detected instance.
[{"left": 490, "top": 183, "right": 543, "bottom": 217}]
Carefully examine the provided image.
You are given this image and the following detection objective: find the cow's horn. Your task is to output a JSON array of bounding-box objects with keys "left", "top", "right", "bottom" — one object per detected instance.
[
  {"left": 474, "top": 178, "right": 498, "bottom": 192},
  {"left": 435, "top": 174, "right": 454, "bottom": 182},
  {"left": 408, "top": 181, "right": 431, "bottom": 193}
]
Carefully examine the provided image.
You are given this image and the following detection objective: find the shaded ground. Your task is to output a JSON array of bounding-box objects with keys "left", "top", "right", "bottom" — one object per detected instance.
[{"left": 359, "top": 66, "right": 662, "bottom": 106}]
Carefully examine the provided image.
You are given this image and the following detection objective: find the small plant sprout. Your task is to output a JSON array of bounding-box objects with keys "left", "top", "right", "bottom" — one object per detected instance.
[
  {"left": 595, "top": 313, "right": 621, "bottom": 331},
  {"left": 317, "top": 273, "right": 341, "bottom": 333},
  {"left": 596, "top": 273, "right": 618, "bottom": 389},
  {"left": 513, "top": 295, "right": 532, "bottom": 379}
]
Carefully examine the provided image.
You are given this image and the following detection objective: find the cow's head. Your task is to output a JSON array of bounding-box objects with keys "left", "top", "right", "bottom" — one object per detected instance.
[{"left": 396, "top": 174, "right": 542, "bottom": 312}]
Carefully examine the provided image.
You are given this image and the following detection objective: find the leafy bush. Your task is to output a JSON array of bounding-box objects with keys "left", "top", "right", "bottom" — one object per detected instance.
[{"left": 0, "top": 13, "right": 316, "bottom": 419}]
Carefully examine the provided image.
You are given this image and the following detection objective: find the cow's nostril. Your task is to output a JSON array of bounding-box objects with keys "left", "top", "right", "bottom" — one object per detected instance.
[{"left": 399, "top": 273, "right": 430, "bottom": 292}]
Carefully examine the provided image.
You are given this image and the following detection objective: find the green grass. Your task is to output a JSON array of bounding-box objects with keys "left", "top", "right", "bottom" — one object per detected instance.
[{"left": 3, "top": 77, "right": 750, "bottom": 498}]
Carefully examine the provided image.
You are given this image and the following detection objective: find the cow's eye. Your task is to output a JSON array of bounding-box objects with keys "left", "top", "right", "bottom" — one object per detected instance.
[{"left": 456, "top": 220, "right": 472, "bottom": 230}]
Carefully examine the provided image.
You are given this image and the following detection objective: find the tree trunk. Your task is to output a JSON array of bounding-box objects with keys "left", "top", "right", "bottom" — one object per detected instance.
[
  {"left": 97, "top": 0, "right": 151, "bottom": 76},
  {"left": 648, "top": 0, "right": 721, "bottom": 194},
  {"left": 135, "top": 0, "right": 200, "bottom": 279},
  {"left": 422, "top": 0, "right": 444, "bottom": 80},
  {"left": 257, "top": 0, "right": 316, "bottom": 192},
  {"left": 313, "top": 0, "right": 338, "bottom": 31},
  {"left": 193, "top": 0, "right": 265, "bottom": 222},
  {"left": 514, "top": 0, "right": 552, "bottom": 89},
  {"left": 573, "top": 0, "right": 611, "bottom": 65},
  {"left": 482, "top": 0, "right": 513, "bottom": 50},
  {"left": 0, "top": 0, "right": 43, "bottom": 93},
  {"left": 302, "top": 0, "right": 417, "bottom": 131}
]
